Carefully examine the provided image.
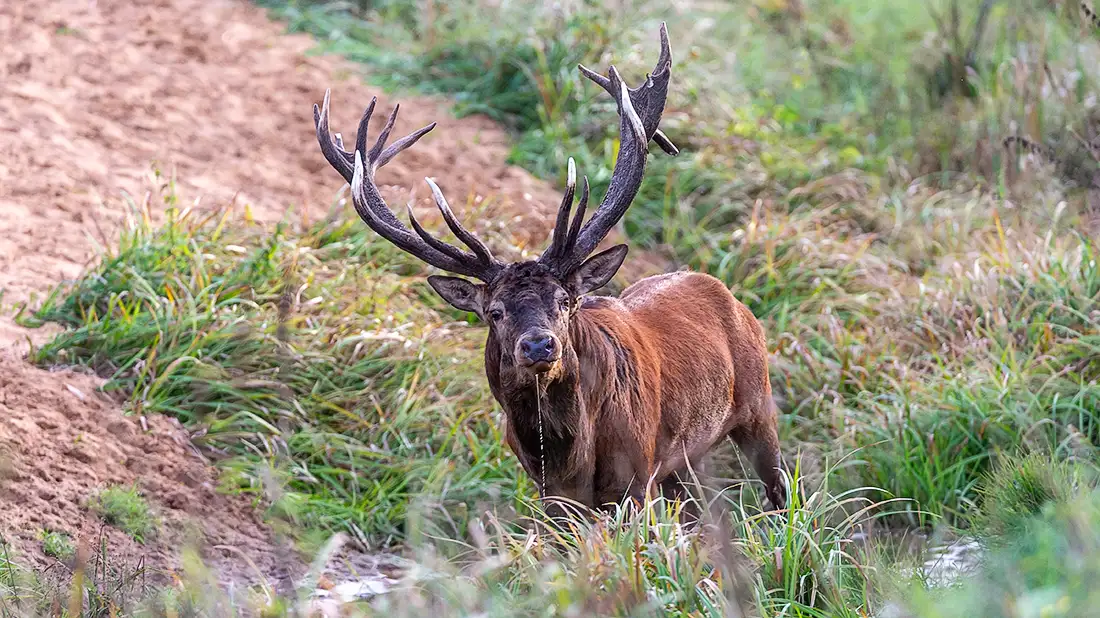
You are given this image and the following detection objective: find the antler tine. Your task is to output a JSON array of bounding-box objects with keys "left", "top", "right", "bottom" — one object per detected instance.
[
  {"left": 424, "top": 177, "right": 495, "bottom": 266},
  {"left": 367, "top": 103, "right": 399, "bottom": 165},
  {"left": 653, "top": 129, "right": 678, "bottom": 156},
  {"left": 564, "top": 175, "right": 590, "bottom": 254},
  {"left": 314, "top": 89, "right": 355, "bottom": 183},
  {"left": 542, "top": 158, "right": 578, "bottom": 261},
  {"left": 354, "top": 97, "right": 378, "bottom": 162},
  {"left": 656, "top": 20, "right": 672, "bottom": 77},
  {"left": 550, "top": 22, "right": 677, "bottom": 275},
  {"left": 577, "top": 63, "right": 611, "bottom": 91},
  {"left": 406, "top": 203, "right": 471, "bottom": 263},
  {"left": 616, "top": 77, "right": 647, "bottom": 148},
  {"left": 378, "top": 123, "right": 436, "bottom": 169},
  {"left": 318, "top": 91, "right": 502, "bottom": 283}
]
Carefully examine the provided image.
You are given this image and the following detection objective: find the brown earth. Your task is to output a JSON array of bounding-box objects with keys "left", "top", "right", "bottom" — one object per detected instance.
[
  {"left": 0, "top": 0, "right": 670, "bottom": 598},
  {"left": 0, "top": 353, "right": 300, "bottom": 590}
]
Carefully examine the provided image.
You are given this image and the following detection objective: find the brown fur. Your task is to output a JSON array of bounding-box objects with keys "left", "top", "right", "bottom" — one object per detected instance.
[{"left": 483, "top": 267, "right": 785, "bottom": 513}]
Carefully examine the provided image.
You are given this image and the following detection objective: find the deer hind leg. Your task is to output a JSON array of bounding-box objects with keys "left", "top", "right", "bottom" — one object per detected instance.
[{"left": 729, "top": 419, "right": 786, "bottom": 512}]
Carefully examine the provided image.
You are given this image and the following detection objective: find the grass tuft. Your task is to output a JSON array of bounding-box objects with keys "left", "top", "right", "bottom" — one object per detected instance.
[
  {"left": 89, "top": 485, "right": 156, "bottom": 544},
  {"left": 971, "top": 453, "right": 1100, "bottom": 540},
  {"left": 39, "top": 531, "right": 75, "bottom": 562}
]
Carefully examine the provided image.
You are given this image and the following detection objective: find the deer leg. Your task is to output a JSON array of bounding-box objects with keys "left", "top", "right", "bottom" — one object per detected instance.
[{"left": 729, "top": 421, "right": 786, "bottom": 512}]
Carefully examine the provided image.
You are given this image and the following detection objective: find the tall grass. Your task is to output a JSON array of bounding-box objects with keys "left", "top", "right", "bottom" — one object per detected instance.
[
  {"left": 248, "top": 4, "right": 1100, "bottom": 531},
  {"left": 1, "top": 452, "right": 912, "bottom": 617}
]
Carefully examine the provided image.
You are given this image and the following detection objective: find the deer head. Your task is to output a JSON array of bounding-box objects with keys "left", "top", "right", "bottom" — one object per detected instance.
[{"left": 314, "top": 24, "right": 676, "bottom": 384}]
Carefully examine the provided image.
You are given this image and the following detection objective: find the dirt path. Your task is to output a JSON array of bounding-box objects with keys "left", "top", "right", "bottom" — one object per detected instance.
[{"left": 0, "top": 0, "right": 666, "bottom": 596}]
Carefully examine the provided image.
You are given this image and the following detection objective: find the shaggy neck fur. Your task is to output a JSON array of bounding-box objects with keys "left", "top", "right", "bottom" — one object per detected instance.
[{"left": 484, "top": 298, "right": 642, "bottom": 490}]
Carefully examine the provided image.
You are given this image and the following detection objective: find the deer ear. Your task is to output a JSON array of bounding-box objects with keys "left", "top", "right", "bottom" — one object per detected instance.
[
  {"left": 568, "top": 244, "right": 628, "bottom": 296},
  {"left": 427, "top": 275, "right": 486, "bottom": 315}
]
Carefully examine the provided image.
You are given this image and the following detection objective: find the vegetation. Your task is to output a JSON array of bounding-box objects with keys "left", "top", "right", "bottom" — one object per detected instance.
[
  {"left": 6, "top": 0, "right": 1100, "bottom": 615},
  {"left": 905, "top": 471, "right": 1100, "bottom": 617},
  {"left": 246, "top": 0, "right": 1100, "bottom": 527},
  {"left": 30, "top": 199, "right": 527, "bottom": 545},
  {"left": 38, "top": 531, "right": 74, "bottom": 562},
  {"left": 88, "top": 486, "right": 157, "bottom": 544}
]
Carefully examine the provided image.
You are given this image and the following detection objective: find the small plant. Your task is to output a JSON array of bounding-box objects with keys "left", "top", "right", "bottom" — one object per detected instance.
[
  {"left": 971, "top": 453, "right": 1099, "bottom": 540},
  {"left": 89, "top": 485, "right": 156, "bottom": 543},
  {"left": 40, "top": 529, "right": 76, "bottom": 561}
]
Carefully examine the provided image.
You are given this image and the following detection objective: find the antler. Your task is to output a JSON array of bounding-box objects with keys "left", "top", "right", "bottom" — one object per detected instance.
[
  {"left": 540, "top": 22, "right": 677, "bottom": 276},
  {"left": 314, "top": 90, "right": 503, "bottom": 282}
]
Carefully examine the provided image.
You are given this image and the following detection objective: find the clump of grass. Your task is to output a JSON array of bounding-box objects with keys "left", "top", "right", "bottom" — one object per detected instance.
[
  {"left": 971, "top": 453, "right": 1099, "bottom": 540},
  {"left": 837, "top": 229, "right": 1100, "bottom": 526},
  {"left": 39, "top": 530, "right": 75, "bottom": 561},
  {"left": 1, "top": 534, "right": 213, "bottom": 617},
  {"left": 89, "top": 485, "right": 156, "bottom": 544},
  {"left": 3, "top": 460, "right": 901, "bottom": 617}
]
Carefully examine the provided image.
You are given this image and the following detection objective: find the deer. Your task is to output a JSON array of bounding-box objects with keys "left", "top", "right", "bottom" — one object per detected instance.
[{"left": 312, "top": 24, "right": 786, "bottom": 518}]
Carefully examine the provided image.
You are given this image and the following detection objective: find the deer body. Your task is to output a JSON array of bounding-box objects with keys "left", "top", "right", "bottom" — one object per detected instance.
[
  {"left": 312, "top": 23, "right": 786, "bottom": 514},
  {"left": 492, "top": 270, "right": 782, "bottom": 510}
]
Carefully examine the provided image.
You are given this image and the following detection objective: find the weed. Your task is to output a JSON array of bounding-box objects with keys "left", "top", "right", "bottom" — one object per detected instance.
[
  {"left": 972, "top": 453, "right": 1100, "bottom": 540},
  {"left": 38, "top": 531, "right": 75, "bottom": 562},
  {"left": 88, "top": 485, "right": 156, "bottom": 544},
  {"left": 902, "top": 489, "right": 1100, "bottom": 616}
]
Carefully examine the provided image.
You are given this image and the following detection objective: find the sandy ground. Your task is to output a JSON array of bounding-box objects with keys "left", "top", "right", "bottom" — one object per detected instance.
[{"left": 0, "top": 0, "right": 667, "bottom": 596}]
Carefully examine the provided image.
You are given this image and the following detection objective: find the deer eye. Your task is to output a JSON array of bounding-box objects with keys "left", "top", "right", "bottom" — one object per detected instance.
[{"left": 488, "top": 309, "right": 504, "bottom": 322}]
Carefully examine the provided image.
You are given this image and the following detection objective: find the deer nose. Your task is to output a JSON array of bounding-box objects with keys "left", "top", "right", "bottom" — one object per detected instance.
[{"left": 518, "top": 332, "right": 557, "bottom": 364}]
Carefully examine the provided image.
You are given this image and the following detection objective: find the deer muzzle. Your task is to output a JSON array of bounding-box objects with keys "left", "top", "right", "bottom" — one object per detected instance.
[{"left": 516, "top": 330, "right": 561, "bottom": 373}]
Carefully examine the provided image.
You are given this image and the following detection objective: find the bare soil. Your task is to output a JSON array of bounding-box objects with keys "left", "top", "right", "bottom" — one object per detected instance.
[
  {"left": 0, "top": 0, "right": 669, "bottom": 595},
  {"left": 0, "top": 353, "right": 300, "bottom": 590}
]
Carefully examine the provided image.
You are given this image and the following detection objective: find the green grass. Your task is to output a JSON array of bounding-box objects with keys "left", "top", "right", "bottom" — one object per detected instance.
[
  {"left": 38, "top": 531, "right": 74, "bottom": 562},
  {"left": 1, "top": 533, "right": 208, "bottom": 617},
  {"left": 903, "top": 488, "right": 1100, "bottom": 617},
  {"left": 22, "top": 194, "right": 1098, "bottom": 615},
  {"left": 1, "top": 455, "right": 908, "bottom": 617},
  {"left": 245, "top": 0, "right": 1100, "bottom": 528},
  {"left": 970, "top": 453, "right": 1100, "bottom": 540},
  {"left": 255, "top": 0, "right": 1100, "bottom": 246},
  {"left": 29, "top": 201, "right": 527, "bottom": 547},
  {"left": 89, "top": 486, "right": 157, "bottom": 544}
]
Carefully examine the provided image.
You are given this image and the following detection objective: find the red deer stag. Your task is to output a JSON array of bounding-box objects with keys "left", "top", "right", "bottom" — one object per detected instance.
[{"left": 312, "top": 24, "right": 786, "bottom": 514}]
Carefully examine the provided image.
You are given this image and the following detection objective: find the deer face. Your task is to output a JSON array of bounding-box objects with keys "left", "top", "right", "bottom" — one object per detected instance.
[{"left": 427, "top": 245, "right": 627, "bottom": 375}]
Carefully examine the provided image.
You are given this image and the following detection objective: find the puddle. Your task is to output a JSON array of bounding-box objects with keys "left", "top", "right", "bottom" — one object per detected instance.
[
  {"left": 308, "top": 574, "right": 402, "bottom": 617},
  {"left": 919, "top": 536, "right": 983, "bottom": 587},
  {"left": 851, "top": 527, "right": 985, "bottom": 587}
]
